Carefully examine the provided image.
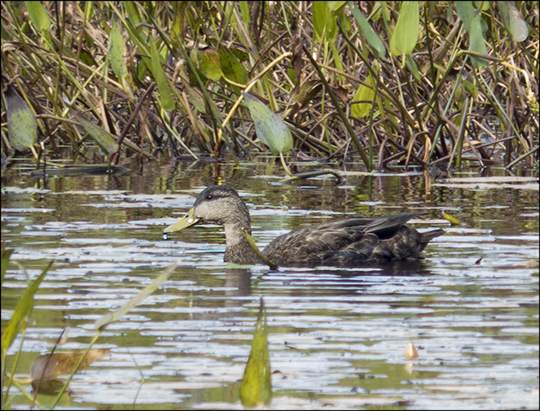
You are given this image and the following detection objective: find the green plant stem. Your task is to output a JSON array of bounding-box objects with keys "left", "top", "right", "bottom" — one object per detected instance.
[{"left": 302, "top": 45, "right": 370, "bottom": 169}]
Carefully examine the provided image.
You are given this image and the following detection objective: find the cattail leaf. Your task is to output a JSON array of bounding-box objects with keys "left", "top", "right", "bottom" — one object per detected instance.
[
  {"left": 350, "top": 2, "right": 385, "bottom": 58},
  {"left": 149, "top": 37, "right": 175, "bottom": 111}
]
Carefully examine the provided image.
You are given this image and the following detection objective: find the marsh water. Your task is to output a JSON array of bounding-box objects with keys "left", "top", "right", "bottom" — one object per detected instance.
[{"left": 2, "top": 157, "right": 539, "bottom": 410}]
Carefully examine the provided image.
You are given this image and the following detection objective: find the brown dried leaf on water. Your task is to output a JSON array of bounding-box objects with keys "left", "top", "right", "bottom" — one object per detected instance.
[
  {"left": 405, "top": 343, "right": 418, "bottom": 359},
  {"left": 5, "top": 84, "right": 38, "bottom": 151},
  {"left": 30, "top": 349, "right": 109, "bottom": 381}
]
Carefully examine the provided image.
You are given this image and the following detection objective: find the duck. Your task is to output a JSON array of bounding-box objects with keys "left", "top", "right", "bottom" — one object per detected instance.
[{"left": 163, "top": 185, "right": 444, "bottom": 267}]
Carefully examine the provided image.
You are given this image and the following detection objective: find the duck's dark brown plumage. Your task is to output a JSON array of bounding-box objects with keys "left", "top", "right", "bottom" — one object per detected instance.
[{"left": 163, "top": 185, "right": 444, "bottom": 267}]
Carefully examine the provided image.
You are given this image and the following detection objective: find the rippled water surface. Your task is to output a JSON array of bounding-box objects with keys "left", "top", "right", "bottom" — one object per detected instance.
[{"left": 2, "top": 159, "right": 538, "bottom": 409}]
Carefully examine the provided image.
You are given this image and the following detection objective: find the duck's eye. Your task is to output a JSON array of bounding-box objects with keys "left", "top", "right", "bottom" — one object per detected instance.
[{"left": 206, "top": 195, "right": 213, "bottom": 200}]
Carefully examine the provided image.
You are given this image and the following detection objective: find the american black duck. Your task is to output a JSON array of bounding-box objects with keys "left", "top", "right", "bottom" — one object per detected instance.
[{"left": 163, "top": 185, "right": 444, "bottom": 267}]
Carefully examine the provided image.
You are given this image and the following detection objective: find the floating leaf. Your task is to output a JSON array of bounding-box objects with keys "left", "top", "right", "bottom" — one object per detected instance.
[
  {"left": 242, "top": 92, "right": 293, "bottom": 155},
  {"left": 109, "top": 19, "right": 127, "bottom": 78},
  {"left": 5, "top": 84, "right": 38, "bottom": 151},
  {"left": 30, "top": 349, "right": 108, "bottom": 394},
  {"left": 456, "top": 1, "right": 475, "bottom": 32},
  {"left": 31, "top": 349, "right": 109, "bottom": 382},
  {"left": 240, "top": 297, "right": 272, "bottom": 408},
  {"left": 390, "top": 1, "right": 419, "bottom": 56}
]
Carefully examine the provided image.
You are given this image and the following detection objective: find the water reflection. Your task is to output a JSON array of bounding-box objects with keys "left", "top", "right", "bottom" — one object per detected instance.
[
  {"left": 1, "top": 159, "right": 538, "bottom": 410},
  {"left": 224, "top": 268, "right": 252, "bottom": 296}
]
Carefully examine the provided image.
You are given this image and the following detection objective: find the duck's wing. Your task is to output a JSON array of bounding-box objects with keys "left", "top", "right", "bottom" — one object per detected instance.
[{"left": 262, "top": 213, "right": 425, "bottom": 266}]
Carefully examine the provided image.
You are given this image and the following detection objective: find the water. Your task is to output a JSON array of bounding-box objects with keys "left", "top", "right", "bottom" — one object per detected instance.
[{"left": 2, "top": 158, "right": 538, "bottom": 409}]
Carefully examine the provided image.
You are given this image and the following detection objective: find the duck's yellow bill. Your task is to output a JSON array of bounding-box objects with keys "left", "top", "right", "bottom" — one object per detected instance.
[{"left": 163, "top": 207, "right": 199, "bottom": 233}]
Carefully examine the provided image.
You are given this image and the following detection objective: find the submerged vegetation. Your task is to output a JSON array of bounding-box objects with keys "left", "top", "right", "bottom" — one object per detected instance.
[{"left": 1, "top": 1, "right": 538, "bottom": 172}]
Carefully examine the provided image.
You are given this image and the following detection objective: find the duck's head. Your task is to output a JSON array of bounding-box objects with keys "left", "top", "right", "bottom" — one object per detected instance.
[{"left": 163, "top": 185, "right": 250, "bottom": 234}]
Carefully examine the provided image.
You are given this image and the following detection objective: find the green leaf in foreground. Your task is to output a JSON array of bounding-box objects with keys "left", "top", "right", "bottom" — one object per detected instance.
[
  {"left": 94, "top": 262, "right": 177, "bottom": 330},
  {"left": 240, "top": 297, "right": 272, "bottom": 408},
  {"left": 1, "top": 260, "right": 53, "bottom": 361},
  {"left": 5, "top": 84, "right": 38, "bottom": 151},
  {"left": 242, "top": 92, "right": 293, "bottom": 155}
]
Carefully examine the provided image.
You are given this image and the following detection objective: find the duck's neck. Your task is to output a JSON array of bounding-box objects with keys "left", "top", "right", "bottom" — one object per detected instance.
[{"left": 223, "top": 223, "right": 261, "bottom": 264}]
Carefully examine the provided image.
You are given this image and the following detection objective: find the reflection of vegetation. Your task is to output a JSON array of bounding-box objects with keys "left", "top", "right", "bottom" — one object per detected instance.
[{"left": 1, "top": 2, "right": 537, "bottom": 171}]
